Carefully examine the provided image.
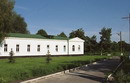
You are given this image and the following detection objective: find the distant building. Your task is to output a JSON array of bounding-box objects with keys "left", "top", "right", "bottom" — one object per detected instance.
[{"left": 0, "top": 33, "right": 84, "bottom": 56}]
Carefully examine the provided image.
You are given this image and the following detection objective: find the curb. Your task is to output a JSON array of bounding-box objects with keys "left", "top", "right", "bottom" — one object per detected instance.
[{"left": 21, "top": 71, "right": 64, "bottom": 83}]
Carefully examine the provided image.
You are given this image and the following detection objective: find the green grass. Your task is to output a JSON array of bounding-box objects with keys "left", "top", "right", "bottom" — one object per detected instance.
[{"left": 0, "top": 55, "right": 108, "bottom": 83}]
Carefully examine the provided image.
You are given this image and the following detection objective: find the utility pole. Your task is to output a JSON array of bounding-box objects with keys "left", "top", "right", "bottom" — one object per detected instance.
[
  {"left": 117, "top": 32, "right": 123, "bottom": 56},
  {"left": 120, "top": 32, "right": 123, "bottom": 55},
  {"left": 122, "top": 13, "right": 130, "bottom": 43}
]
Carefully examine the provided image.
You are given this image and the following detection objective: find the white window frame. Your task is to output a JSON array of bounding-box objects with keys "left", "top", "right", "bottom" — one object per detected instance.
[
  {"left": 78, "top": 45, "right": 80, "bottom": 51},
  {"left": 16, "top": 44, "right": 19, "bottom": 52},
  {"left": 64, "top": 45, "right": 66, "bottom": 52},
  {"left": 37, "top": 45, "right": 40, "bottom": 52},
  {"left": 4, "top": 44, "right": 8, "bottom": 52},
  {"left": 27, "top": 45, "right": 30, "bottom": 52},
  {"left": 72, "top": 45, "right": 75, "bottom": 51},
  {"left": 47, "top": 45, "right": 50, "bottom": 50},
  {"left": 56, "top": 45, "right": 58, "bottom": 52}
]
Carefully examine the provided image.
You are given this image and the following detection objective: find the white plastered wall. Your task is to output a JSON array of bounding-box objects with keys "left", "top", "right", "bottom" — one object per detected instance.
[{"left": 0, "top": 37, "right": 84, "bottom": 56}]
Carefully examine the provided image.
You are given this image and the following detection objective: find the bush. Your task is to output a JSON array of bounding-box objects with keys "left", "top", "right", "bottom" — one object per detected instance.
[
  {"left": 0, "top": 77, "right": 6, "bottom": 83},
  {"left": 8, "top": 49, "right": 15, "bottom": 63},
  {"left": 113, "top": 70, "right": 130, "bottom": 83}
]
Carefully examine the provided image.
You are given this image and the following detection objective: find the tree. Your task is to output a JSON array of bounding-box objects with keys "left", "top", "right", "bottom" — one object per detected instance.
[
  {"left": 69, "top": 28, "right": 85, "bottom": 39},
  {"left": 111, "top": 41, "right": 119, "bottom": 52},
  {"left": 99, "top": 27, "right": 112, "bottom": 53},
  {"left": 84, "top": 35, "right": 98, "bottom": 53},
  {"left": 0, "top": 0, "right": 14, "bottom": 33},
  {"left": 11, "top": 12, "right": 29, "bottom": 34},
  {"left": 90, "top": 35, "right": 98, "bottom": 52},
  {"left": 0, "top": 0, "right": 29, "bottom": 44},
  {"left": 57, "top": 32, "right": 67, "bottom": 38},
  {"left": 118, "top": 41, "right": 129, "bottom": 52},
  {"left": 0, "top": 0, "right": 14, "bottom": 43},
  {"left": 36, "top": 29, "right": 48, "bottom": 37}
]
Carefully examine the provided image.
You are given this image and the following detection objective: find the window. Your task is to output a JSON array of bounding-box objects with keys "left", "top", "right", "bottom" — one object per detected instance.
[
  {"left": 64, "top": 45, "right": 66, "bottom": 52},
  {"left": 37, "top": 45, "right": 40, "bottom": 52},
  {"left": 56, "top": 45, "right": 58, "bottom": 52},
  {"left": 72, "top": 45, "right": 75, "bottom": 51},
  {"left": 27, "top": 45, "right": 30, "bottom": 52},
  {"left": 16, "top": 44, "right": 19, "bottom": 52},
  {"left": 4, "top": 44, "right": 8, "bottom": 52},
  {"left": 47, "top": 45, "right": 49, "bottom": 49},
  {"left": 78, "top": 45, "right": 80, "bottom": 51}
]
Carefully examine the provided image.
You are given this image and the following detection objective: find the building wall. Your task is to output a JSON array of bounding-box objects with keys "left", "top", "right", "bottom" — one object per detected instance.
[{"left": 0, "top": 37, "right": 84, "bottom": 56}]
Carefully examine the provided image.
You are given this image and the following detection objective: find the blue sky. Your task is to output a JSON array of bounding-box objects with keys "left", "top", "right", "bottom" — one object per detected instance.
[{"left": 14, "top": 0, "right": 130, "bottom": 42}]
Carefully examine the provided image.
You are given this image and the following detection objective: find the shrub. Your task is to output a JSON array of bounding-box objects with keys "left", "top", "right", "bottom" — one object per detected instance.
[
  {"left": 46, "top": 51, "right": 52, "bottom": 63},
  {"left": 0, "top": 77, "right": 6, "bottom": 83},
  {"left": 8, "top": 49, "right": 15, "bottom": 63},
  {"left": 113, "top": 70, "right": 130, "bottom": 83}
]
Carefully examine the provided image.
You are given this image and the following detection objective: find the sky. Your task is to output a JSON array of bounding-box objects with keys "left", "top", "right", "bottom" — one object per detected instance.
[{"left": 14, "top": 0, "right": 130, "bottom": 42}]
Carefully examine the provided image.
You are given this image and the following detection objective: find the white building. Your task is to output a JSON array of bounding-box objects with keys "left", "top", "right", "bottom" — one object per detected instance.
[{"left": 0, "top": 33, "right": 84, "bottom": 56}]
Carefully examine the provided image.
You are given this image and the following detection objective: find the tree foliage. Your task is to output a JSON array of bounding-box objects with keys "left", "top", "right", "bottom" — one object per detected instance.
[
  {"left": 36, "top": 29, "right": 48, "bottom": 37},
  {"left": 69, "top": 28, "right": 85, "bottom": 39},
  {"left": 11, "top": 12, "right": 29, "bottom": 34},
  {"left": 99, "top": 27, "right": 112, "bottom": 52},
  {"left": 0, "top": 0, "right": 29, "bottom": 44},
  {"left": 57, "top": 32, "right": 67, "bottom": 38},
  {"left": 84, "top": 35, "right": 98, "bottom": 53},
  {"left": 69, "top": 28, "right": 130, "bottom": 54},
  {"left": 111, "top": 41, "right": 119, "bottom": 52},
  {"left": 0, "top": 0, "right": 14, "bottom": 33},
  {"left": 99, "top": 27, "right": 112, "bottom": 43}
]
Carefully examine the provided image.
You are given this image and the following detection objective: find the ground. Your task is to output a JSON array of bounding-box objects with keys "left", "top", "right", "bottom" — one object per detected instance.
[{"left": 36, "top": 58, "right": 119, "bottom": 83}]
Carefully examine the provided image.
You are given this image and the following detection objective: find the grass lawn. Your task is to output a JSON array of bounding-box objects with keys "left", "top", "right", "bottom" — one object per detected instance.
[{"left": 0, "top": 55, "right": 108, "bottom": 83}]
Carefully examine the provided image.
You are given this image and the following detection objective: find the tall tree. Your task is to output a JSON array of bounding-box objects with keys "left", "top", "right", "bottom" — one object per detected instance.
[
  {"left": 111, "top": 41, "right": 119, "bottom": 52},
  {"left": 90, "top": 35, "right": 98, "bottom": 52},
  {"left": 99, "top": 27, "right": 112, "bottom": 52},
  {"left": 0, "top": 0, "right": 29, "bottom": 44},
  {"left": 0, "top": 0, "right": 14, "bottom": 33},
  {"left": 57, "top": 32, "right": 67, "bottom": 38},
  {"left": 36, "top": 29, "right": 48, "bottom": 37},
  {"left": 69, "top": 28, "right": 85, "bottom": 39},
  {"left": 0, "top": 0, "right": 14, "bottom": 44},
  {"left": 84, "top": 35, "right": 98, "bottom": 53},
  {"left": 11, "top": 12, "right": 29, "bottom": 34}
]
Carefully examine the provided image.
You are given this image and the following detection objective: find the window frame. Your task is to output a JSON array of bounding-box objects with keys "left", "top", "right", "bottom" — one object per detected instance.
[
  {"left": 78, "top": 45, "right": 80, "bottom": 51},
  {"left": 37, "top": 45, "right": 40, "bottom": 52},
  {"left": 56, "top": 45, "right": 58, "bottom": 52},
  {"left": 27, "top": 45, "right": 30, "bottom": 52},
  {"left": 72, "top": 45, "right": 75, "bottom": 51},
  {"left": 16, "top": 44, "right": 19, "bottom": 52},
  {"left": 64, "top": 45, "right": 66, "bottom": 52},
  {"left": 4, "top": 44, "right": 8, "bottom": 52},
  {"left": 47, "top": 45, "right": 50, "bottom": 49}
]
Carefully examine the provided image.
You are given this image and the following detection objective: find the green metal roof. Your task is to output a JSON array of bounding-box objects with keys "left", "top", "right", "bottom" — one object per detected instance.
[
  {"left": 52, "top": 36, "right": 68, "bottom": 40},
  {"left": 7, "top": 33, "right": 46, "bottom": 39},
  {"left": 7, "top": 33, "right": 68, "bottom": 40}
]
